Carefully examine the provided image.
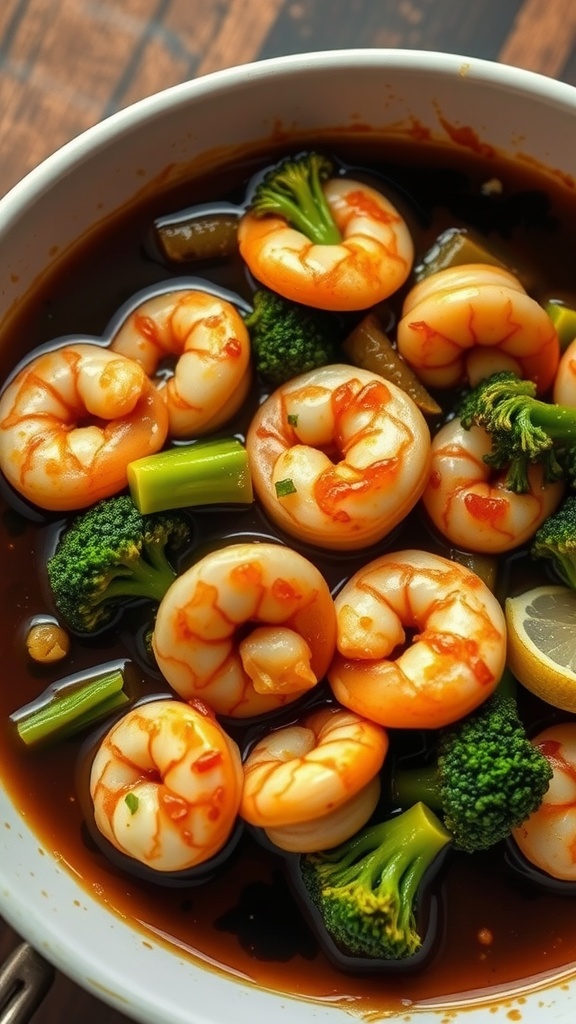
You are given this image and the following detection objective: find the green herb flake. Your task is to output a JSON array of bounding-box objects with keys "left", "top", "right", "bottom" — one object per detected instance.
[
  {"left": 275, "top": 478, "right": 297, "bottom": 499},
  {"left": 125, "top": 792, "right": 139, "bottom": 815},
  {"left": 287, "top": 413, "right": 299, "bottom": 427}
]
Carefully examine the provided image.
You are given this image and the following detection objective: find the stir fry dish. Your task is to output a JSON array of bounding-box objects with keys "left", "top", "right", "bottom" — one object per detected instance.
[{"left": 2, "top": 141, "right": 576, "bottom": 1011}]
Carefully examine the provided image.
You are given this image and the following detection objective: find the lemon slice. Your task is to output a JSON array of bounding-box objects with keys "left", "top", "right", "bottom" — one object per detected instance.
[{"left": 505, "top": 584, "right": 576, "bottom": 712}]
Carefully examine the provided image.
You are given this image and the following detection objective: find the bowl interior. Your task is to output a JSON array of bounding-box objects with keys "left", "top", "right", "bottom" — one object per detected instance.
[{"left": 1, "top": 48, "right": 576, "bottom": 1024}]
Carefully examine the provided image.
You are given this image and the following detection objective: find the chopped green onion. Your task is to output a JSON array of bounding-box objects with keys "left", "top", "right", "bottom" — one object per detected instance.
[
  {"left": 10, "top": 664, "right": 129, "bottom": 749},
  {"left": 287, "top": 413, "right": 299, "bottom": 426},
  {"left": 128, "top": 437, "right": 253, "bottom": 514},
  {"left": 275, "top": 478, "right": 297, "bottom": 498},
  {"left": 125, "top": 793, "right": 139, "bottom": 814}
]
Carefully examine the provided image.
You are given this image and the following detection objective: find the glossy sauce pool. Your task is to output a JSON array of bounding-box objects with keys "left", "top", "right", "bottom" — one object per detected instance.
[{"left": 1, "top": 138, "right": 576, "bottom": 1014}]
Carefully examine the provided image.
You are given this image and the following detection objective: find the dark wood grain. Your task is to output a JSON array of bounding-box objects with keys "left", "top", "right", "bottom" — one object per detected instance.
[{"left": 1, "top": 1, "right": 576, "bottom": 1020}]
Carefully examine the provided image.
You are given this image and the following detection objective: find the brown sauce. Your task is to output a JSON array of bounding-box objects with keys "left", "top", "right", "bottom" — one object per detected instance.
[{"left": 1, "top": 137, "right": 576, "bottom": 1014}]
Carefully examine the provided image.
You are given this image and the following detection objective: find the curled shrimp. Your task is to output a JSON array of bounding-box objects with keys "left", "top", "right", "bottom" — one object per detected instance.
[
  {"left": 553, "top": 336, "right": 576, "bottom": 406},
  {"left": 110, "top": 288, "right": 252, "bottom": 438},
  {"left": 89, "top": 698, "right": 243, "bottom": 872},
  {"left": 246, "top": 364, "right": 431, "bottom": 551},
  {"left": 396, "top": 264, "right": 560, "bottom": 393},
  {"left": 0, "top": 343, "right": 168, "bottom": 511},
  {"left": 238, "top": 178, "right": 414, "bottom": 311},
  {"left": 421, "top": 417, "right": 564, "bottom": 554},
  {"left": 327, "top": 549, "right": 506, "bottom": 730},
  {"left": 240, "top": 705, "right": 388, "bottom": 852},
  {"left": 152, "top": 541, "right": 336, "bottom": 718},
  {"left": 512, "top": 723, "right": 576, "bottom": 881}
]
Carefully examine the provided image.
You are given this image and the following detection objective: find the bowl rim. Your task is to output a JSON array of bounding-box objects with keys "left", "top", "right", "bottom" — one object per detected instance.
[
  {"left": 1, "top": 45, "right": 576, "bottom": 1024},
  {"left": 2, "top": 46, "right": 576, "bottom": 219}
]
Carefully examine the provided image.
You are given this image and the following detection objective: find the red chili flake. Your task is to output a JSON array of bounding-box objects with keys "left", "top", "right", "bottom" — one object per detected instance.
[
  {"left": 271, "top": 577, "right": 300, "bottom": 602},
  {"left": 406, "top": 319, "right": 438, "bottom": 342},
  {"left": 423, "top": 631, "right": 494, "bottom": 686},
  {"left": 193, "top": 749, "right": 223, "bottom": 773},
  {"left": 207, "top": 786, "right": 224, "bottom": 821},
  {"left": 224, "top": 337, "right": 242, "bottom": 357},
  {"left": 134, "top": 313, "right": 161, "bottom": 344},
  {"left": 160, "top": 792, "right": 189, "bottom": 821},
  {"left": 464, "top": 492, "right": 508, "bottom": 525},
  {"left": 537, "top": 739, "right": 575, "bottom": 779},
  {"left": 231, "top": 562, "right": 263, "bottom": 588},
  {"left": 188, "top": 697, "right": 214, "bottom": 719}
]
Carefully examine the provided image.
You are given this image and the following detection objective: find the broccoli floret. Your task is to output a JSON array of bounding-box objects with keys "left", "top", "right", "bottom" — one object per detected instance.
[
  {"left": 47, "top": 494, "right": 190, "bottom": 634},
  {"left": 392, "top": 681, "right": 553, "bottom": 853},
  {"left": 531, "top": 495, "right": 576, "bottom": 589},
  {"left": 250, "top": 151, "right": 341, "bottom": 244},
  {"left": 300, "top": 802, "right": 451, "bottom": 961},
  {"left": 458, "top": 370, "right": 576, "bottom": 493},
  {"left": 244, "top": 288, "right": 341, "bottom": 385}
]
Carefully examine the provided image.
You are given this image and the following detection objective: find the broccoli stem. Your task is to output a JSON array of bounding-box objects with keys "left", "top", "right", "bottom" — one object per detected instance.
[
  {"left": 344, "top": 802, "right": 450, "bottom": 907},
  {"left": 252, "top": 154, "right": 342, "bottom": 245},
  {"left": 128, "top": 437, "right": 253, "bottom": 514},
  {"left": 11, "top": 665, "right": 129, "bottom": 747},
  {"left": 526, "top": 401, "right": 576, "bottom": 443}
]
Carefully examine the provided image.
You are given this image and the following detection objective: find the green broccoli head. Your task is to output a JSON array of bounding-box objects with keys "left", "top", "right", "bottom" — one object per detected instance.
[
  {"left": 458, "top": 370, "right": 576, "bottom": 493},
  {"left": 393, "top": 686, "right": 553, "bottom": 853},
  {"left": 244, "top": 288, "right": 341, "bottom": 385},
  {"left": 300, "top": 802, "right": 451, "bottom": 961},
  {"left": 436, "top": 691, "right": 553, "bottom": 852},
  {"left": 46, "top": 494, "right": 191, "bottom": 634},
  {"left": 250, "top": 151, "right": 341, "bottom": 245},
  {"left": 531, "top": 496, "right": 576, "bottom": 590}
]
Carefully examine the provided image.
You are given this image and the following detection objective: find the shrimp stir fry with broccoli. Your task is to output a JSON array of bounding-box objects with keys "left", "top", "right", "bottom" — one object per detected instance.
[
  {"left": 7, "top": 141, "right": 576, "bottom": 979},
  {"left": 238, "top": 152, "right": 414, "bottom": 311}
]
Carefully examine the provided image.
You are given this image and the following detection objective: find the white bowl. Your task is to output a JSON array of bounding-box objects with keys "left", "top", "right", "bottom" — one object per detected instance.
[{"left": 1, "top": 48, "right": 576, "bottom": 1024}]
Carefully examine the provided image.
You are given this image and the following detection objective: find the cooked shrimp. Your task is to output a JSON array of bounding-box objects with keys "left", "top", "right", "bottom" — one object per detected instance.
[
  {"left": 110, "top": 288, "right": 252, "bottom": 438},
  {"left": 396, "top": 264, "right": 560, "bottom": 393},
  {"left": 553, "top": 336, "right": 576, "bottom": 406},
  {"left": 421, "top": 417, "right": 564, "bottom": 553},
  {"left": 152, "top": 541, "right": 336, "bottom": 718},
  {"left": 0, "top": 343, "right": 168, "bottom": 511},
  {"left": 327, "top": 549, "right": 506, "bottom": 730},
  {"left": 89, "top": 698, "right": 243, "bottom": 872},
  {"left": 240, "top": 705, "right": 388, "bottom": 852},
  {"left": 238, "top": 178, "right": 414, "bottom": 311},
  {"left": 512, "top": 722, "right": 576, "bottom": 881},
  {"left": 246, "top": 364, "right": 431, "bottom": 551}
]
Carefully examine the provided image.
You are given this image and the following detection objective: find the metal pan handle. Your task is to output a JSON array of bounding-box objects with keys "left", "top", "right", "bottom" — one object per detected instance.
[{"left": 0, "top": 943, "right": 54, "bottom": 1024}]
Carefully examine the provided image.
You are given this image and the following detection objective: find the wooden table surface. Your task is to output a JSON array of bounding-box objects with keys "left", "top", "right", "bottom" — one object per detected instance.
[{"left": 2, "top": 0, "right": 576, "bottom": 1020}]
